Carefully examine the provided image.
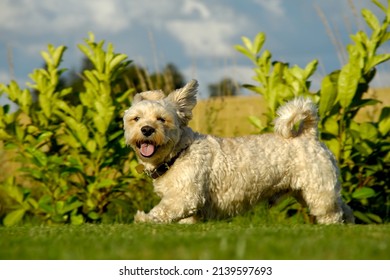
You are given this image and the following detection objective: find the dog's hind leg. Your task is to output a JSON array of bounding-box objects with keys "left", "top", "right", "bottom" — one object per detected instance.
[
  {"left": 296, "top": 177, "right": 350, "bottom": 224},
  {"left": 298, "top": 178, "right": 354, "bottom": 224},
  {"left": 300, "top": 189, "right": 344, "bottom": 224}
]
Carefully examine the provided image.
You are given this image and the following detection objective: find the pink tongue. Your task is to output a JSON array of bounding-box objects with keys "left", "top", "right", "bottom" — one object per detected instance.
[{"left": 140, "top": 143, "right": 155, "bottom": 157}]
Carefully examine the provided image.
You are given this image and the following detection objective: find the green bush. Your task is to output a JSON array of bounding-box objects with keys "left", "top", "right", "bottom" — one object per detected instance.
[
  {"left": 0, "top": 33, "right": 156, "bottom": 226},
  {"left": 235, "top": 0, "right": 390, "bottom": 223},
  {"left": 1, "top": 1, "right": 389, "bottom": 226}
]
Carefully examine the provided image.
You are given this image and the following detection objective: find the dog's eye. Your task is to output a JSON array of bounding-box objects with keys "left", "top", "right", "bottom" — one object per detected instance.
[
  {"left": 133, "top": 117, "right": 140, "bottom": 122},
  {"left": 157, "top": 117, "right": 166, "bottom": 123}
]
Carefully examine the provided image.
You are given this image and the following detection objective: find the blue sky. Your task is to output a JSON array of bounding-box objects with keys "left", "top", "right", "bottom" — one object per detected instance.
[{"left": 0, "top": 0, "right": 389, "bottom": 99}]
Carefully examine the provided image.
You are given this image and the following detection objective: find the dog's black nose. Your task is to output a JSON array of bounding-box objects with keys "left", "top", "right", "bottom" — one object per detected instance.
[{"left": 141, "top": 126, "right": 155, "bottom": 137}]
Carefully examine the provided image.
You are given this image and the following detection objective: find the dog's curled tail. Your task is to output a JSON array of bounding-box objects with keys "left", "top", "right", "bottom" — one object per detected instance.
[{"left": 274, "top": 97, "right": 319, "bottom": 138}]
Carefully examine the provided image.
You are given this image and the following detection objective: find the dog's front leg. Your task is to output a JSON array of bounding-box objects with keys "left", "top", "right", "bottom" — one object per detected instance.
[{"left": 134, "top": 195, "right": 201, "bottom": 224}]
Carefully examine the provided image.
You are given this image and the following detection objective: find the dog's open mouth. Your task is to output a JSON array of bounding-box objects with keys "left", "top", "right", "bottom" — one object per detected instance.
[{"left": 137, "top": 142, "right": 157, "bottom": 158}]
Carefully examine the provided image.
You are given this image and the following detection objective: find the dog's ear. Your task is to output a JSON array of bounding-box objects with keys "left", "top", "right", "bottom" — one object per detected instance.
[
  {"left": 132, "top": 90, "right": 165, "bottom": 105},
  {"left": 166, "top": 79, "right": 198, "bottom": 126}
]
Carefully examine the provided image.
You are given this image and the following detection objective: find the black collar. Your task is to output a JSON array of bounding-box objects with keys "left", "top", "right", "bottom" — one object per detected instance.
[{"left": 136, "top": 147, "right": 188, "bottom": 179}]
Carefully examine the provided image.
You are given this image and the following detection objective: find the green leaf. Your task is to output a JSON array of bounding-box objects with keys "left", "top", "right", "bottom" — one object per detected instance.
[
  {"left": 252, "top": 32, "right": 265, "bottom": 54},
  {"left": 52, "top": 45, "right": 67, "bottom": 67},
  {"left": 87, "top": 31, "right": 95, "bottom": 43},
  {"left": 108, "top": 130, "right": 124, "bottom": 142},
  {"left": 27, "top": 147, "right": 48, "bottom": 167},
  {"left": 70, "top": 214, "right": 84, "bottom": 225},
  {"left": 55, "top": 201, "right": 65, "bottom": 214},
  {"left": 64, "top": 117, "right": 89, "bottom": 145},
  {"left": 86, "top": 139, "right": 97, "bottom": 153},
  {"left": 353, "top": 211, "right": 371, "bottom": 223},
  {"left": 3, "top": 209, "right": 26, "bottom": 227},
  {"left": 78, "top": 44, "right": 93, "bottom": 62},
  {"left": 83, "top": 70, "right": 99, "bottom": 90},
  {"left": 358, "top": 122, "right": 377, "bottom": 140},
  {"left": 248, "top": 116, "right": 264, "bottom": 131},
  {"left": 258, "top": 49, "right": 272, "bottom": 72},
  {"left": 379, "top": 31, "right": 390, "bottom": 45},
  {"left": 93, "top": 115, "right": 107, "bottom": 134},
  {"left": 37, "top": 131, "right": 53, "bottom": 143},
  {"left": 242, "top": 36, "right": 252, "bottom": 52},
  {"left": 87, "top": 211, "right": 101, "bottom": 220},
  {"left": 24, "top": 197, "right": 38, "bottom": 210},
  {"left": 338, "top": 62, "right": 361, "bottom": 108},
  {"left": 20, "top": 89, "right": 32, "bottom": 112},
  {"left": 350, "top": 32, "right": 369, "bottom": 57},
  {"left": 323, "top": 116, "right": 339, "bottom": 136},
  {"left": 324, "top": 138, "right": 340, "bottom": 159},
  {"left": 6, "top": 80, "right": 22, "bottom": 101},
  {"left": 234, "top": 45, "right": 253, "bottom": 60},
  {"left": 353, "top": 211, "right": 383, "bottom": 224},
  {"left": 372, "top": 0, "right": 387, "bottom": 13},
  {"left": 38, "top": 195, "right": 54, "bottom": 214},
  {"left": 97, "top": 179, "right": 115, "bottom": 189},
  {"left": 57, "top": 133, "right": 81, "bottom": 149},
  {"left": 367, "top": 53, "right": 390, "bottom": 70},
  {"left": 378, "top": 107, "right": 390, "bottom": 135},
  {"left": 38, "top": 93, "right": 52, "bottom": 118},
  {"left": 303, "top": 59, "right": 318, "bottom": 79},
  {"left": 352, "top": 187, "right": 376, "bottom": 199},
  {"left": 288, "top": 65, "right": 304, "bottom": 82},
  {"left": 40, "top": 50, "right": 53, "bottom": 66},
  {"left": 55, "top": 100, "right": 73, "bottom": 116},
  {"left": 350, "top": 98, "right": 380, "bottom": 109},
  {"left": 109, "top": 54, "right": 128, "bottom": 71},
  {"left": 62, "top": 201, "right": 83, "bottom": 214},
  {"left": 361, "top": 8, "right": 380, "bottom": 31},
  {"left": 116, "top": 88, "right": 134, "bottom": 103},
  {"left": 5, "top": 185, "right": 24, "bottom": 204},
  {"left": 366, "top": 213, "right": 382, "bottom": 224},
  {"left": 95, "top": 48, "right": 106, "bottom": 73},
  {"left": 319, "top": 75, "right": 337, "bottom": 117},
  {"left": 19, "top": 167, "right": 43, "bottom": 180}
]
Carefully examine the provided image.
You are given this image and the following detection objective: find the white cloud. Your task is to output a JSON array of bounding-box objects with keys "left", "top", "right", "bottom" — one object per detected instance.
[
  {"left": 85, "top": 0, "right": 128, "bottom": 32},
  {"left": 167, "top": 20, "right": 236, "bottom": 57},
  {"left": 3, "top": 0, "right": 387, "bottom": 95},
  {"left": 0, "top": 0, "right": 251, "bottom": 60},
  {"left": 182, "top": 0, "right": 211, "bottom": 19},
  {"left": 126, "top": 1, "right": 178, "bottom": 25},
  {"left": 166, "top": 2, "right": 251, "bottom": 58},
  {"left": 0, "top": 0, "right": 130, "bottom": 35},
  {"left": 252, "top": 0, "right": 285, "bottom": 17}
]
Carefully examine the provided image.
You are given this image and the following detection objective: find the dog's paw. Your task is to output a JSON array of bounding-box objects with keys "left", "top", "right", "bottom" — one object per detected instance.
[
  {"left": 178, "top": 216, "right": 198, "bottom": 224},
  {"left": 134, "top": 210, "right": 149, "bottom": 223}
]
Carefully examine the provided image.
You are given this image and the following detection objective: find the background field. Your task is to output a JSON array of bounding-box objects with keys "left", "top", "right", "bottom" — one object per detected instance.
[
  {"left": 1, "top": 219, "right": 389, "bottom": 260},
  {"left": 190, "top": 88, "right": 390, "bottom": 137}
]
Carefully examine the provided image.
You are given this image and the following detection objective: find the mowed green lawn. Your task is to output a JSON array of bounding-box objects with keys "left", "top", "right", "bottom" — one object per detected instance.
[{"left": 1, "top": 219, "right": 389, "bottom": 260}]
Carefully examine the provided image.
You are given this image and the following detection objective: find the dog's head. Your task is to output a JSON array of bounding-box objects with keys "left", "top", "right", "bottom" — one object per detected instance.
[{"left": 123, "top": 79, "right": 198, "bottom": 165}]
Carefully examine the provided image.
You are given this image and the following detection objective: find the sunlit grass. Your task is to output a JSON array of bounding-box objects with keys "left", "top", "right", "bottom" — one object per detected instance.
[{"left": 1, "top": 218, "right": 389, "bottom": 260}]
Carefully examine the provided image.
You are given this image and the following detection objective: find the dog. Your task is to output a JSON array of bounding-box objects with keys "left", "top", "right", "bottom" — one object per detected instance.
[{"left": 123, "top": 79, "right": 354, "bottom": 224}]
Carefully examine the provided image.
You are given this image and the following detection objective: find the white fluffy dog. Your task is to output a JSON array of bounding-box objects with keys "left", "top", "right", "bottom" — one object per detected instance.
[{"left": 123, "top": 79, "right": 354, "bottom": 224}]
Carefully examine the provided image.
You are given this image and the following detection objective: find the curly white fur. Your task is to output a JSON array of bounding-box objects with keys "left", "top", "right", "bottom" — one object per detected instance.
[{"left": 123, "top": 79, "right": 354, "bottom": 224}]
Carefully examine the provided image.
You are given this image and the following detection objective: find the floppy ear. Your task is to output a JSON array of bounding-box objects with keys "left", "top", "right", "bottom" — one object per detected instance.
[
  {"left": 166, "top": 79, "right": 198, "bottom": 126},
  {"left": 132, "top": 90, "right": 165, "bottom": 105}
]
